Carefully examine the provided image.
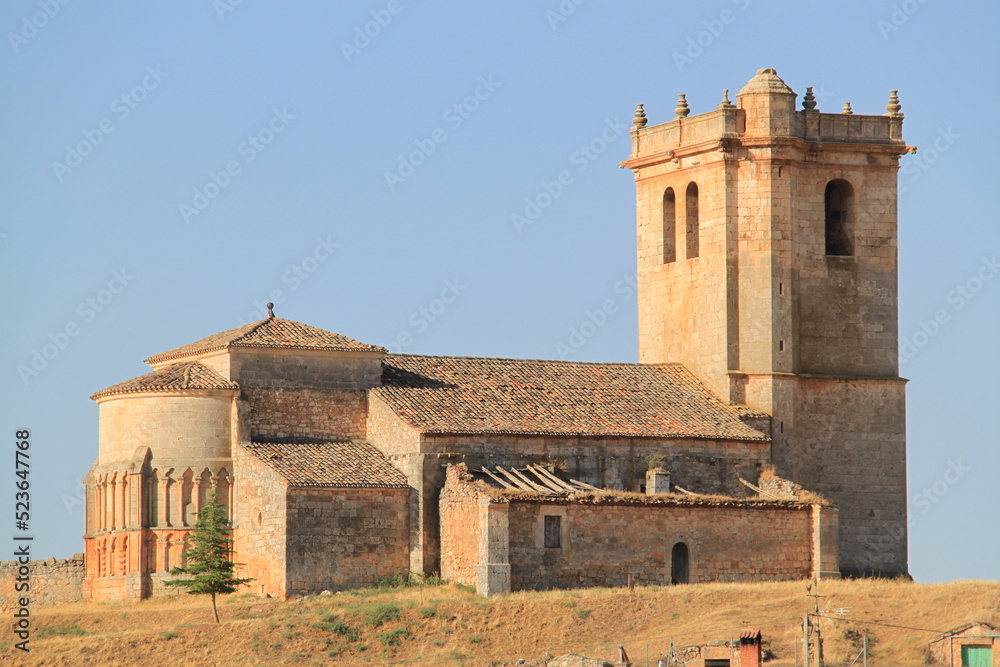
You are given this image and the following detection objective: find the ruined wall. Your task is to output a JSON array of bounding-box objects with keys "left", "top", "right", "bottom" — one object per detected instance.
[
  {"left": 422, "top": 433, "right": 767, "bottom": 496},
  {"left": 232, "top": 444, "right": 287, "bottom": 598},
  {"left": 389, "top": 431, "right": 770, "bottom": 576},
  {"left": 439, "top": 469, "right": 484, "bottom": 587},
  {"left": 285, "top": 486, "right": 409, "bottom": 596},
  {"left": 503, "top": 500, "right": 817, "bottom": 590},
  {"left": 0, "top": 557, "right": 85, "bottom": 611}
]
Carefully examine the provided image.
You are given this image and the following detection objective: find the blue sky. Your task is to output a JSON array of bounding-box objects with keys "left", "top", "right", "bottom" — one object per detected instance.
[{"left": 1, "top": 1, "right": 996, "bottom": 585}]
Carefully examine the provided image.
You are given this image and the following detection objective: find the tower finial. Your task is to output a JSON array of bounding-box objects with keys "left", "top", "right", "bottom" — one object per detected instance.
[
  {"left": 266, "top": 302, "right": 274, "bottom": 319},
  {"left": 802, "top": 86, "right": 817, "bottom": 112},
  {"left": 885, "top": 90, "right": 901, "bottom": 116},
  {"left": 674, "top": 94, "right": 690, "bottom": 118},
  {"left": 717, "top": 89, "right": 735, "bottom": 110},
  {"left": 632, "top": 103, "right": 647, "bottom": 128},
  {"left": 841, "top": 102, "right": 853, "bottom": 115}
]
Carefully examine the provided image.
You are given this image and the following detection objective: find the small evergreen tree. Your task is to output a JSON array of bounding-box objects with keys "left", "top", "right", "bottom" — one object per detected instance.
[{"left": 164, "top": 491, "right": 252, "bottom": 623}]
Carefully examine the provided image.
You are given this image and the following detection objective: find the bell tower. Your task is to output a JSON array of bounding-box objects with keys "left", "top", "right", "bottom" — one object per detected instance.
[{"left": 622, "top": 69, "right": 911, "bottom": 576}]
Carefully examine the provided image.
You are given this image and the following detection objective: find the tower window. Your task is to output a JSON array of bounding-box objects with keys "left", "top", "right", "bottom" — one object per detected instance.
[
  {"left": 825, "top": 179, "right": 854, "bottom": 256},
  {"left": 685, "top": 182, "right": 699, "bottom": 259},
  {"left": 662, "top": 187, "right": 676, "bottom": 264}
]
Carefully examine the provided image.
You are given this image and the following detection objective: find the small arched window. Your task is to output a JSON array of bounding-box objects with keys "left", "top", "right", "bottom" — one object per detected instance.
[
  {"left": 825, "top": 179, "right": 854, "bottom": 256},
  {"left": 671, "top": 542, "right": 689, "bottom": 584},
  {"left": 662, "top": 187, "right": 676, "bottom": 264},
  {"left": 685, "top": 182, "right": 699, "bottom": 259}
]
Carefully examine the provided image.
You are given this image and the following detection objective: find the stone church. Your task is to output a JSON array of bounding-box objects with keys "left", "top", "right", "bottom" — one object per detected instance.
[{"left": 83, "top": 68, "right": 910, "bottom": 601}]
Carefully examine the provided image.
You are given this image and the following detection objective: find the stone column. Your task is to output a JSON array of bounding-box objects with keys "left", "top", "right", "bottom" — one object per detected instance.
[
  {"left": 159, "top": 471, "right": 171, "bottom": 527},
  {"left": 106, "top": 476, "right": 116, "bottom": 533},
  {"left": 94, "top": 480, "right": 103, "bottom": 532},
  {"left": 118, "top": 474, "right": 128, "bottom": 530},
  {"left": 475, "top": 497, "right": 510, "bottom": 597}
]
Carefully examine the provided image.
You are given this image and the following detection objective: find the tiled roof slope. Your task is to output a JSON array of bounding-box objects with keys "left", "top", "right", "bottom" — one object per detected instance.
[
  {"left": 375, "top": 355, "right": 769, "bottom": 441},
  {"left": 145, "top": 317, "right": 385, "bottom": 364},
  {"left": 242, "top": 440, "right": 408, "bottom": 488},
  {"left": 91, "top": 361, "right": 238, "bottom": 400}
]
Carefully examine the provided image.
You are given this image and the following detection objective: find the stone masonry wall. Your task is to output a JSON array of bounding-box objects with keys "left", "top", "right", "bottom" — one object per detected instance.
[
  {"left": 285, "top": 486, "right": 409, "bottom": 595},
  {"left": 232, "top": 443, "right": 287, "bottom": 598},
  {"left": 439, "top": 468, "right": 484, "bottom": 587},
  {"left": 96, "top": 392, "right": 234, "bottom": 465},
  {"left": 0, "top": 556, "right": 85, "bottom": 611},
  {"left": 243, "top": 387, "right": 368, "bottom": 440},
  {"left": 505, "top": 500, "right": 816, "bottom": 590},
  {"left": 794, "top": 377, "right": 907, "bottom": 576},
  {"left": 421, "top": 433, "right": 768, "bottom": 497},
  {"left": 381, "top": 431, "right": 770, "bottom": 576},
  {"left": 229, "top": 349, "right": 383, "bottom": 391}
]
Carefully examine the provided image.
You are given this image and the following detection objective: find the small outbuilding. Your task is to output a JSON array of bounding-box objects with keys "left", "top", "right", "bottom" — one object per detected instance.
[{"left": 928, "top": 622, "right": 999, "bottom": 666}]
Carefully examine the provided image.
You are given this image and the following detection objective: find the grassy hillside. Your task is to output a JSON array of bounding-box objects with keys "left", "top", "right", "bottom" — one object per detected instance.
[{"left": 4, "top": 578, "right": 998, "bottom": 666}]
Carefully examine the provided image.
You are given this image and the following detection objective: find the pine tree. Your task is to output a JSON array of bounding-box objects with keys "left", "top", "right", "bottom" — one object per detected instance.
[{"left": 164, "top": 491, "right": 252, "bottom": 623}]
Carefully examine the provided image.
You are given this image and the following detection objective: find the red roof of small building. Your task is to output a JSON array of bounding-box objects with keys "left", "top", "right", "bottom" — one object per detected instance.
[
  {"left": 145, "top": 316, "right": 385, "bottom": 365},
  {"left": 242, "top": 440, "right": 408, "bottom": 488},
  {"left": 375, "top": 354, "right": 768, "bottom": 441},
  {"left": 91, "top": 361, "right": 239, "bottom": 400}
]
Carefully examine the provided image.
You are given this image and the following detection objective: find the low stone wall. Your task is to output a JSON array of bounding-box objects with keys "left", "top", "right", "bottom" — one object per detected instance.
[{"left": 0, "top": 556, "right": 85, "bottom": 611}]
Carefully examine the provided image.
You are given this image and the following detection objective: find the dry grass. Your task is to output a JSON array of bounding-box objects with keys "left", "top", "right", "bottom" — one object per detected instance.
[{"left": 2, "top": 578, "right": 997, "bottom": 666}]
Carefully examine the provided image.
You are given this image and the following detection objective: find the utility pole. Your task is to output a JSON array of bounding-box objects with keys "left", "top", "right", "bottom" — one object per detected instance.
[{"left": 803, "top": 614, "right": 810, "bottom": 667}]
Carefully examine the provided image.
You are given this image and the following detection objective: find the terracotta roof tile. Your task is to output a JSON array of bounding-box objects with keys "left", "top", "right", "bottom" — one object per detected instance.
[
  {"left": 145, "top": 317, "right": 385, "bottom": 364},
  {"left": 242, "top": 440, "right": 408, "bottom": 488},
  {"left": 374, "top": 355, "right": 768, "bottom": 441},
  {"left": 91, "top": 361, "right": 238, "bottom": 400}
]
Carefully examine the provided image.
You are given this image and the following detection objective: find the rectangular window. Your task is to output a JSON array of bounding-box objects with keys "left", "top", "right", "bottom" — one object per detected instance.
[
  {"left": 543, "top": 515, "right": 561, "bottom": 548},
  {"left": 705, "top": 660, "right": 731, "bottom": 667}
]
